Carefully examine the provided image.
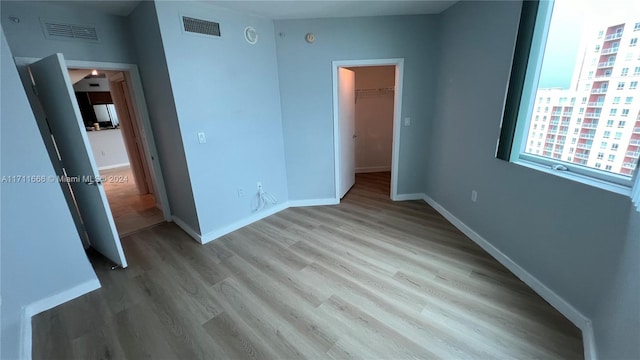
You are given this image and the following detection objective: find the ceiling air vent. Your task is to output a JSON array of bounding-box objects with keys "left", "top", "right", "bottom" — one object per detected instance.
[
  {"left": 182, "top": 16, "right": 220, "bottom": 37},
  {"left": 41, "top": 18, "right": 99, "bottom": 42}
]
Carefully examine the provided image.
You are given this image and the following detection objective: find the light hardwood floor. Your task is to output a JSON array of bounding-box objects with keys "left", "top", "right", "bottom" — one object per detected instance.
[
  {"left": 32, "top": 172, "right": 584, "bottom": 359},
  {"left": 100, "top": 166, "right": 164, "bottom": 236}
]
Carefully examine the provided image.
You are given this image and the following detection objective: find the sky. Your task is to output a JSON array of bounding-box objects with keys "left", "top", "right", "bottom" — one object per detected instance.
[{"left": 538, "top": 0, "right": 640, "bottom": 89}]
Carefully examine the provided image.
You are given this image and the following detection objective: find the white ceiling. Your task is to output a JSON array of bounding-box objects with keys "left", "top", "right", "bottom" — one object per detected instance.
[
  {"left": 209, "top": 1, "right": 459, "bottom": 19},
  {"left": 61, "top": 0, "right": 458, "bottom": 19}
]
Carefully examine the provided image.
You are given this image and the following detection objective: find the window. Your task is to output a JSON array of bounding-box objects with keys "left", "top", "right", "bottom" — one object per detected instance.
[
  {"left": 612, "top": 143, "right": 619, "bottom": 151},
  {"left": 635, "top": 22, "right": 640, "bottom": 31},
  {"left": 622, "top": 109, "right": 630, "bottom": 117},
  {"left": 497, "top": 0, "right": 640, "bottom": 195},
  {"left": 603, "top": 131, "right": 611, "bottom": 138},
  {"left": 625, "top": 96, "right": 633, "bottom": 104},
  {"left": 621, "top": 67, "right": 629, "bottom": 76},
  {"left": 615, "top": 132, "right": 622, "bottom": 140},
  {"left": 597, "top": 152, "right": 604, "bottom": 159},
  {"left": 613, "top": 96, "right": 621, "bottom": 104},
  {"left": 600, "top": 142, "right": 607, "bottom": 149},
  {"left": 599, "top": 30, "right": 605, "bottom": 37},
  {"left": 595, "top": 44, "right": 601, "bottom": 52},
  {"left": 595, "top": 162, "right": 602, "bottom": 168},
  {"left": 606, "top": 165, "right": 612, "bottom": 171},
  {"left": 608, "top": 154, "right": 615, "bottom": 162},
  {"left": 610, "top": 109, "right": 618, "bottom": 116},
  {"left": 625, "top": 52, "right": 633, "bottom": 61},
  {"left": 630, "top": 38, "right": 638, "bottom": 47},
  {"left": 634, "top": 67, "right": 640, "bottom": 75}
]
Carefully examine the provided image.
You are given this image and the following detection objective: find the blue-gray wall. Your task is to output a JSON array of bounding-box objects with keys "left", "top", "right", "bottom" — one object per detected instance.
[
  {"left": 128, "top": 1, "right": 200, "bottom": 233},
  {"left": 154, "top": 1, "right": 289, "bottom": 237},
  {"left": 0, "top": 1, "right": 135, "bottom": 63},
  {"left": 592, "top": 208, "right": 640, "bottom": 359},
  {"left": 0, "top": 29, "right": 98, "bottom": 360},
  {"left": 428, "top": 1, "right": 637, "bottom": 358},
  {"left": 274, "top": 15, "right": 438, "bottom": 200}
]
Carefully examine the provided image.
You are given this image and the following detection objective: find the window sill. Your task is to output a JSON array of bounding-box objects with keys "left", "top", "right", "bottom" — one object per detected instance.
[{"left": 514, "top": 158, "right": 633, "bottom": 197}]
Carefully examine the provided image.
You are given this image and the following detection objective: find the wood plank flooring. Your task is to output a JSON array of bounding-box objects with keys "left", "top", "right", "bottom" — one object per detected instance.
[
  {"left": 32, "top": 172, "right": 584, "bottom": 359},
  {"left": 100, "top": 166, "right": 164, "bottom": 236}
]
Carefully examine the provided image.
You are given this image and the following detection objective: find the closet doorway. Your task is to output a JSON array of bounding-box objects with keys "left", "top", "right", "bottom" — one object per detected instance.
[{"left": 332, "top": 59, "right": 404, "bottom": 201}]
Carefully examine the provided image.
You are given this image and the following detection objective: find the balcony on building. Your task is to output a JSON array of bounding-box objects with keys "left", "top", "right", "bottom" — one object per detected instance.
[
  {"left": 604, "top": 32, "right": 623, "bottom": 41},
  {"left": 622, "top": 162, "right": 637, "bottom": 169},
  {"left": 587, "top": 102, "right": 604, "bottom": 107},
  {"left": 591, "top": 87, "right": 608, "bottom": 93},
  {"left": 584, "top": 111, "right": 601, "bottom": 118},
  {"left": 601, "top": 47, "right": 619, "bottom": 55},
  {"left": 626, "top": 151, "right": 640, "bottom": 157},
  {"left": 598, "top": 61, "right": 616, "bottom": 68}
]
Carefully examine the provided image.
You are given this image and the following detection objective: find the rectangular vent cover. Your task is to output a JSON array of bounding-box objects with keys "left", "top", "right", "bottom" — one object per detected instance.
[
  {"left": 182, "top": 16, "right": 220, "bottom": 37},
  {"left": 41, "top": 19, "right": 99, "bottom": 42}
]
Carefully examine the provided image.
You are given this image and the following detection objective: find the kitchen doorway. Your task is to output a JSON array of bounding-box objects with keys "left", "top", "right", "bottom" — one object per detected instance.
[
  {"left": 15, "top": 57, "right": 170, "bottom": 257},
  {"left": 71, "top": 68, "right": 165, "bottom": 236}
]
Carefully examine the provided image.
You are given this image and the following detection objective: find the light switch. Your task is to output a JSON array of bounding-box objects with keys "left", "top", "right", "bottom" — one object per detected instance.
[
  {"left": 404, "top": 117, "right": 411, "bottom": 126},
  {"left": 197, "top": 132, "right": 206, "bottom": 144}
]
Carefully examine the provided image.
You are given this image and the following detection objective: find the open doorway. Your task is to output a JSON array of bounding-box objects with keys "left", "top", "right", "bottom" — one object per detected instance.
[
  {"left": 332, "top": 59, "right": 404, "bottom": 201},
  {"left": 348, "top": 65, "right": 395, "bottom": 196},
  {"left": 15, "top": 55, "right": 171, "bottom": 267},
  {"left": 70, "top": 68, "right": 164, "bottom": 236}
]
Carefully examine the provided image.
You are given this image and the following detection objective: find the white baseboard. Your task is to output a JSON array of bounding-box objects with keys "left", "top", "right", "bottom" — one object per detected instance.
[
  {"left": 582, "top": 323, "right": 597, "bottom": 360},
  {"left": 393, "top": 193, "right": 424, "bottom": 201},
  {"left": 288, "top": 198, "right": 339, "bottom": 207},
  {"left": 97, "top": 162, "right": 130, "bottom": 171},
  {"left": 421, "top": 194, "right": 596, "bottom": 360},
  {"left": 199, "top": 202, "right": 289, "bottom": 244},
  {"left": 172, "top": 215, "right": 202, "bottom": 243},
  {"left": 356, "top": 166, "right": 391, "bottom": 173},
  {"left": 20, "top": 278, "right": 101, "bottom": 360}
]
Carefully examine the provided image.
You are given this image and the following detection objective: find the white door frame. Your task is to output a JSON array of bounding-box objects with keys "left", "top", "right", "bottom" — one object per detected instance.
[
  {"left": 332, "top": 58, "right": 404, "bottom": 201},
  {"left": 14, "top": 57, "right": 172, "bottom": 222}
]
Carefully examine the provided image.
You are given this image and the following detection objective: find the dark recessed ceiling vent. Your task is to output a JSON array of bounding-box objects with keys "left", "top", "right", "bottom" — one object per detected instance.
[
  {"left": 182, "top": 16, "right": 220, "bottom": 37},
  {"left": 41, "top": 18, "right": 99, "bottom": 42}
]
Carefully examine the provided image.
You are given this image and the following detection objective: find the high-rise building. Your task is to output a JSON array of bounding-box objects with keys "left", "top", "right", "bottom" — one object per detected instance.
[{"left": 526, "top": 19, "right": 640, "bottom": 176}]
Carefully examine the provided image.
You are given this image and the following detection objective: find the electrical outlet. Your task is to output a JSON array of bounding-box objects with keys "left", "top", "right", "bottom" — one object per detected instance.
[
  {"left": 238, "top": 187, "right": 244, "bottom": 197},
  {"left": 471, "top": 190, "right": 478, "bottom": 203}
]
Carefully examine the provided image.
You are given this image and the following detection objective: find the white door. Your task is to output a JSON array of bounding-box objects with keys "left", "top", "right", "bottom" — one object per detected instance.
[
  {"left": 30, "top": 54, "right": 128, "bottom": 268},
  {"left": 338, "top": 67, "right": 356, "bottom": 198}
]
